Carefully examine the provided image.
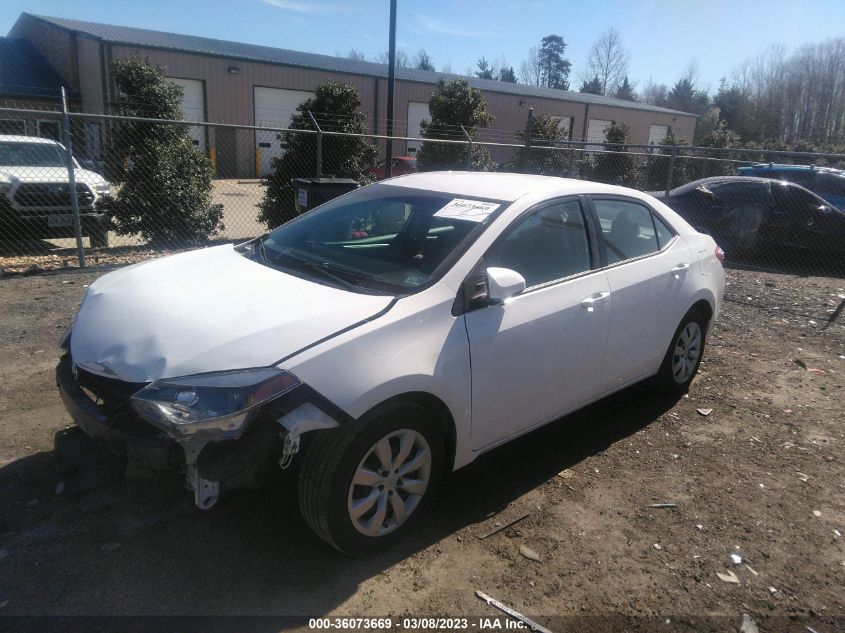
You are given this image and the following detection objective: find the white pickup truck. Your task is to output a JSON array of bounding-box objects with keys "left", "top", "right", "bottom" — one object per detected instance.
[{"left": 0, "top": 135, "right": 112, "bottom": 246}]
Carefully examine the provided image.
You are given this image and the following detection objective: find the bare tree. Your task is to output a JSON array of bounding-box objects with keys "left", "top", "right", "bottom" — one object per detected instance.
[
  {"left": 377, "top": 50, "right": 410, "bottom": 67},
  {"left": 346, "top": 49, "right": 366, "bottom": 61},
  {"left": 414, "top": 49, "right": 435, "bottom": 71},
  {"left": 641, "top": 78, "right": 668, "bottom": 106},
  {"left": 519, "top": 46, "right": 541, "bottom": 86},
  {"left": 583, "top": 27, "right": 629, "bottom": 95}
]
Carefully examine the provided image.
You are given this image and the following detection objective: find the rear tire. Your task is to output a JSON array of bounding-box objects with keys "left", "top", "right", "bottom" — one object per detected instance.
[
  {"left": 652, "top": 308, "right": 708, "bottom": 395},
  {"left": 89, "top": 226, "right": 109, "bottom": 248},
  {"left": 297, "top": 402, "right": 444, "bottom": 555}
]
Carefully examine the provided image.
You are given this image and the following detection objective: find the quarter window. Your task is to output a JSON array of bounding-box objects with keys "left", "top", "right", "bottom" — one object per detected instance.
[
  {"left": 652, "top": 213, "right": 675, "bottom": 249},
  {"left": 594, "top": 199, "right": 660, "bottom": 264},
  {"left": 487, "top": 199, "right": 591, "bottom": 287}
]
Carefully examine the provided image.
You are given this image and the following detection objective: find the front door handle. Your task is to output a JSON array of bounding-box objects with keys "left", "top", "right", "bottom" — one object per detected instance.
[
  {"left": 671, "top": 263, "right": 690, "bottom": 278},
  {"left": 580, "top": 291, "right": 610, "bottom": 312}
]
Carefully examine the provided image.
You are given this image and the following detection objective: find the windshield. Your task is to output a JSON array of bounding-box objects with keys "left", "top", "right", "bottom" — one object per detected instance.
[
  {"left": 247, "top": 184, "right": 507, "bottom": 294},
  {"left": 0, "top": 142, "right": 66, "bottom": 167}
]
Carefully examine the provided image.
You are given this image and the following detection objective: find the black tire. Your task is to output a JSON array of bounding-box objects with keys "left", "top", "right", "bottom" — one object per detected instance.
[
  {"left": 652, "top": 307, "right": 708, "bottom": 395},
  {"left": 89, "top": 226, "right": 109, "bottom": 248},
  {"left": 298, "top": 402, "right": 444, "bottom": 555}
]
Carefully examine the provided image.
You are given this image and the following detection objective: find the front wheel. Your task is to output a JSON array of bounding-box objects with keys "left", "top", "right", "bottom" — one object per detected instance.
[
  {"left": 652, "top": 309, "right": 707, "bottom": 394},
  {"left": 297, "top": 402, "right": 443, "bottom": 554}
]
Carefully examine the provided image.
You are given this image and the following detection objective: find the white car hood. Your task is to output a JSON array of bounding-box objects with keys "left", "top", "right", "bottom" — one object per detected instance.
[
  {"left": 70, "top": 245, "right": 394, "bottom": 382},
  {"left": 0, "top": 166, "right": 105, "bottom": 187}
]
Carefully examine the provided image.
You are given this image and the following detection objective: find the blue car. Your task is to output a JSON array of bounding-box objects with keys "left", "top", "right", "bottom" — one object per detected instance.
[{"left": 737, "top": 164, "right": 845, "bottom": 210}]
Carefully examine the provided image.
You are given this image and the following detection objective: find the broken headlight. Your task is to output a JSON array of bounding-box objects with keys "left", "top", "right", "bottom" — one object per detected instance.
[{"left": 130, "top": 368, "right": 301, "bottom": 439}]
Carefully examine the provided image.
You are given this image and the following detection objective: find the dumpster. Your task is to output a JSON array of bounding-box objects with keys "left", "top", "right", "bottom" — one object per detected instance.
[{"left": 292, "top": 178, "right": 360, "bottom": 214}]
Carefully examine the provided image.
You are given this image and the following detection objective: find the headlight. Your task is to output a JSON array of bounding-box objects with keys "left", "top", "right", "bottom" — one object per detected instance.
[
  {"left": 94, "top": 183, "right": 111, "bottom": 196},
  {"left": 130, "top": 368, "right": 301, "bottom": 440}
]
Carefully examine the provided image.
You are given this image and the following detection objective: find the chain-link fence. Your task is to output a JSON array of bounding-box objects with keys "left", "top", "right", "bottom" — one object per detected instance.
[{"left": 1, "top": 104, "right": 844, "bottom": 279}]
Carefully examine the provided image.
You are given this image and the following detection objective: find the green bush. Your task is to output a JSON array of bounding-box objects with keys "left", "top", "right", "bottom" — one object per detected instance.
[
  {"left": 584, "top": 122, "right": 641, "bottom": 187},
  {"left": 416, "top": 79, "right": 495, "bottom": 172},
  {"left": 515, "top": 113, "right": 575, "bottom": 176},
  {"left": 258, "top": 82, "right": 377, "bottom": 229},
  {"left": 103, "top": 55, "right": 222, "bottom": 246}
]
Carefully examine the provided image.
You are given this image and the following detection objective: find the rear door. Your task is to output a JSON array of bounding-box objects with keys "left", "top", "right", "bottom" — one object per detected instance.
[
  {"left": 588, "top": 196, "right": 695, "bottom": 389},
  {"left": 464, "top": 197, "right": 611, "bottom": 449}
]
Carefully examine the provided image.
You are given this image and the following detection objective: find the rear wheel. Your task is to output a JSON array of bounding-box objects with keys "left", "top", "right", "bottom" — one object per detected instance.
[
  {"left": 652, "top": 308, "right": 707, "bottom": 394},
  {"left": 89, "top": 226, "right": 109, "bottom": 248},
  {"left": 298, "top": 402, "right": 443, "bottom": 554}
]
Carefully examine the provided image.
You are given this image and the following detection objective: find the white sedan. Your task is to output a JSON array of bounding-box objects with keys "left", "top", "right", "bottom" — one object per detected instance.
[{"left": 58, "top": 172, "right": 725, "bottom": 553}]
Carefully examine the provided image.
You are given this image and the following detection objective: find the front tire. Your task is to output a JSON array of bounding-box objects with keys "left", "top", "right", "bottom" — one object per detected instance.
[
  {"left": 652, "top": 308, "right": 707, "bottom": 395},
  {"left": 297, "top": 402, "right": 444, "bottom": 554}
]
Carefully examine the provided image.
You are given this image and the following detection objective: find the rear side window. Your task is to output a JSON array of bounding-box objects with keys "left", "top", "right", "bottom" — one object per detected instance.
[
  {"left": 653, "top": 213, "right": 675, "bottom": 249},
  {"left": 593, "top": 199, "right": 660, "bottom": 264}
]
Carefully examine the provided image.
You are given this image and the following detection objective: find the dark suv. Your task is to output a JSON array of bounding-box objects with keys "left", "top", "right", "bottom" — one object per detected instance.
[{"left": 737, "top": 164, "right": 845, "bottom": 210}]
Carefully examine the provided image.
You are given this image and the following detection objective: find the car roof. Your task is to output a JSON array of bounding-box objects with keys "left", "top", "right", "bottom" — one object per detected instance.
[
  {"left": 739, "top": 163, "right": 843, "bottom": 174},
  {"left": 672, "top": 175, "right": 829, "bottom": 200},
  {"left": 380, "top": 171, "right": 640, "bottom": 202},
  {"left": 0, "top": 134, "right": 62, "bottom": 145}
]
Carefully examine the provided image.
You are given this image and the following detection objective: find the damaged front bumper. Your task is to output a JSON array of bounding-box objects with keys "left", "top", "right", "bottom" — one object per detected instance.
[{"left": 56, "top": 353, "right": 341, "bottom": 509}]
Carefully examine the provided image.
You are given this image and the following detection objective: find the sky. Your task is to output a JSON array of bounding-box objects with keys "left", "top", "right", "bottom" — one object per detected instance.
[{"left": 2, "top": 0, "right": 844, "bottom": 94}]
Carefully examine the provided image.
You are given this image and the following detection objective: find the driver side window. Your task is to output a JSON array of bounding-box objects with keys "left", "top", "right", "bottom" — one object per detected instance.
[{"left": 486, "top": 199, "right": 592, "bottom": 287}]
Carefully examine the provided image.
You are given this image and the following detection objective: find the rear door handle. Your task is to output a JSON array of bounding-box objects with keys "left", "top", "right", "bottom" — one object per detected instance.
[
  {"left": 580, "top": 291, "right": 610, "bottom": 311},
  {"left": 671, "top": 263, "right": 690, "bottom": 278}
]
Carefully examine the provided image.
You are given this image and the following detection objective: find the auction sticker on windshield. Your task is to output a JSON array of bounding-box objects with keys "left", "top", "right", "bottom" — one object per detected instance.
[{"left": 433, "top": 199, "right": 500, "bottom": 222}]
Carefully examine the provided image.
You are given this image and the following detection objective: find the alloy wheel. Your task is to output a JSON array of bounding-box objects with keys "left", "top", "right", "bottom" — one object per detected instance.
[
  {"left": 347, "top": 428, "right": 432, "bottom": 537},
  {"left": 672, "top": 321, "right": 702, "bottom": 384}
]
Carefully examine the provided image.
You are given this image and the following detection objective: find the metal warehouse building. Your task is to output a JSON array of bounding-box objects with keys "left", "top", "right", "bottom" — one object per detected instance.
[{"left": 5, "top": 13, "right": 697, "bottom": 178}]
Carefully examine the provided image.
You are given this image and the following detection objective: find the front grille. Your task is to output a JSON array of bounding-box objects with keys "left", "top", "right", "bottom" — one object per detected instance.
[
  {"left": 75, "top": 365, "right": 148, "bottom": 409},
  {"left": 14, "top": 183, "right": 95, "bottom": 209}
]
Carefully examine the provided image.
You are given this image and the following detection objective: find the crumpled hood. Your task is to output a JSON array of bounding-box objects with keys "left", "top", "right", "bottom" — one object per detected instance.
[
  {"left": 70, "top": 245, "right": 394, "bottom": 382},
  {"left": 0, "top": 166, "right": 106, "bottom": 187}
]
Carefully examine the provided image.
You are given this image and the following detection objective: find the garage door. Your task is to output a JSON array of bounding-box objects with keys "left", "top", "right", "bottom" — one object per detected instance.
[
  {"left": 166, "top": 78, "right": 206, "bottom": 152},
  {"left": 406, "top": 102, "right": 429, "bottom": 155},
  {"left": 648, "top": 124, "right": 670, "bottom": 146},
  {"left": 254, "top": 87, "right": 314, "bottom": 176},
  {"left": 586, "top": 119, "right": 612, "bottom": 149}
]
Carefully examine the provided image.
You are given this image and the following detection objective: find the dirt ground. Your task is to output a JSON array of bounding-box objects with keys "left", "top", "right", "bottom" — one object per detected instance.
[{"left": 0, "top": 264, "right": 842, "bottom": 631}]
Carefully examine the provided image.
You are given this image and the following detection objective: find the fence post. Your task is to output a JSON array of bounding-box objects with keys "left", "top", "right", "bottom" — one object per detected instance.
[
  {"left": 461, "top": 124, "right": 473, "bottom": 170},
  {"left": 521, "top": 108, "right": 534, "bottom": 172},
  {"left": 307, "top": 111, "right": 323, "bottom": 179},
  {"left": 664, "top": 145, "right": 677, "bottom": 197},
  {"left": 61, "top": 87, "right": 85, "bottom": 268}
]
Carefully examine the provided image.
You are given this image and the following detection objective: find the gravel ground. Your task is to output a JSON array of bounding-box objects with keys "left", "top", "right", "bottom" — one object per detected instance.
[{"left": 0, "top": 265, "right": 842, "bottom": 631}]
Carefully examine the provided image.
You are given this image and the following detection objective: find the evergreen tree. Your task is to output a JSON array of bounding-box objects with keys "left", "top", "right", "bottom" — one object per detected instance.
[
  {"left": 515, "top": 114, "right": 574, "bottom": 176},
  {"left": 579, "top": 76, "right": 604, "bottom": 95},
  {"left": 538, "top": 35, "right": 572, "bottom": 90},
  {"left": 416, "top": 79, "right": 495, "bottom": 172},
  {"left": 103, "top": 55, "right": 222, "bottom": 246},
  {"left": 258, "top": 82, "right": 377, "bottom": 228},
  {"left": 475, "top": 57, "right": 494, "bottom": 79},
  {"left": 498, "top": 66, "right": 517, "bottom": 83},
  {"left": 613, "top": 76, "right": 637, "bottom": 101},
  {"left": 586, "top": 122, "right": 641, "bottom": 187}
]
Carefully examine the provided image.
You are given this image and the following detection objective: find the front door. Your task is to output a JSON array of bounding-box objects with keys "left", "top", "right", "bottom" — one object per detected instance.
[{"left": 464, "top": 198, "right": 611, "bottom": 450}]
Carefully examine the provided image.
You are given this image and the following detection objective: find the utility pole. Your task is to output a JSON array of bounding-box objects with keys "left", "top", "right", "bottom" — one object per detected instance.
[{"left": 385, "top": 0, "right": 397, "bottom": 178}]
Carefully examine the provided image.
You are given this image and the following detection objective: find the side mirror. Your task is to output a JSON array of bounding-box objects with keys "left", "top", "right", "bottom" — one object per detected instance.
[{"left": 486, "top": 267, "right": 526, "bottom": 302}]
